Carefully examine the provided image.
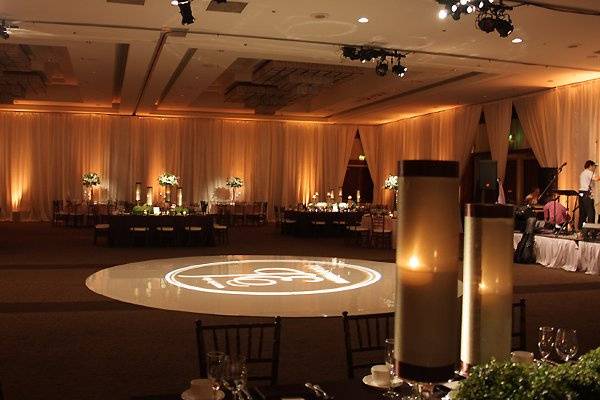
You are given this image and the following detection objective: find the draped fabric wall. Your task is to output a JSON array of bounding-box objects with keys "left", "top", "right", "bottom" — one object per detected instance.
[
  {"left": 515, "top": 79, "right": 600, "bottom": 193},
  {"left": 483, "top": 100, "right": 513, "bottom": 182},
  {"left": 361, "top": 105, "right": 483, "bottom": 205},
  {"left": 0, "top": 113, "right": 358, "bottom": 220}
]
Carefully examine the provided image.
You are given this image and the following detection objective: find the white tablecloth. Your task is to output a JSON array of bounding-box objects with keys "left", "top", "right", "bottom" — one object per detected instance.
[{"left": 513, "top": 233, "right": 600, "bottom": 274}]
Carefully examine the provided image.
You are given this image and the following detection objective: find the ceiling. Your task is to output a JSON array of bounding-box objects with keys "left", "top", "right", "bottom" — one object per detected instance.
[{"left": 1, "top": 0, "right": 599, "bottom": 124}]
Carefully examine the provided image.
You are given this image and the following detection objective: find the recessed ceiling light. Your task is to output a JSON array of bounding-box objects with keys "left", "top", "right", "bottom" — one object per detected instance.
[
  {"left": 512, "top": 37, "right": 523, "bottom": 44},
  {"left": 357, "top": 17, "right": 369, "bottom": 23}
]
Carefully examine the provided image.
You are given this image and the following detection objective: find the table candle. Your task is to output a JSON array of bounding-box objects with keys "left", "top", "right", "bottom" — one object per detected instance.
[
  {"left": 395, "top": 160, "right": 459, "bottom": 383},
  {"left": 165, "top": 185, "right": 171, "bottom": 203},
  {"left": 356, "top": 190, "right": 361, "bottom": 203},
  {"left": 135, "top": 182, "right": 142, "bottom": 203},
  {"left": 146, "top": 186, "right": 153, "bottom": 206},
  {"left": 461, "top": 204, "right": 514, "bottom": 372},
  {"left": 177, "top": 188, "right": 183, "bottom": 207}
]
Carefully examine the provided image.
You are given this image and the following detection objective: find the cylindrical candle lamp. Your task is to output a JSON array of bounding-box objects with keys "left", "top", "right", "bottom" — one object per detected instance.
[
  {"left": 394, "top": 160, "right": 460, "bottom": 383},
  {"left": 461, "top": 204, "right": 515, "bottom": 373},
  {"left": 146, "top": 186, "right": 153, "bottom": 206},
  {"left": 135, "top": 182, "right": 142, "bottom": 203},
  {"left": 177, "top": 187, "right": 183, "bottom": 207},
  {"left": 165, "top": 185, "right": 171, "bottom": 203},
  {"left": 356, "top": 190, "right": 361, "bottom": 203}
]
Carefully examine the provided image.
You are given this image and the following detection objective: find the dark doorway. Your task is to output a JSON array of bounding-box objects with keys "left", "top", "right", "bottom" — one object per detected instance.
[{"left": 341, "top": 131, "right": 374, "bottom": 203}]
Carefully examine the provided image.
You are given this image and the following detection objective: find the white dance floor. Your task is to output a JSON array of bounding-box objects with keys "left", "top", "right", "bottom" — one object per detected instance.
[
  {"left": 513, "top": 233, "right": 600, "bottom": 274},
  {"left": 86, "top": 255, "right": 400, "bottom": 317}
]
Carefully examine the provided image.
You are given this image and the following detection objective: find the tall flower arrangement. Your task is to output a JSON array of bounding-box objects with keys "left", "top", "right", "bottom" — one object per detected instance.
[
  {"left": 158, "top": 173, "right": 179, "bottom": 204},
  {"left": 82, "top": 172, "right": 100, "bottom": 202},
  {"left": 226, "top": 177, "right": 244, "bottom": 204},
  {"left": 383, "top": 174, "right": 399, "bottom": 211}
]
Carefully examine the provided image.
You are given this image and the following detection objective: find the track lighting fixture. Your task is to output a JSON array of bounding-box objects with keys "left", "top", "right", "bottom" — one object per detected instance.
[
  {"left": 436, "top": 0, "right": 515, "bottom": 38},
  {"left": 341, "top": 46, "right": 408, "bottom": 78},
  {"left": 0, "top": 20, "right": 10, "bottom": 40},
  {"left": 171, "top": 0, "right": 195, "bottom": 25}
]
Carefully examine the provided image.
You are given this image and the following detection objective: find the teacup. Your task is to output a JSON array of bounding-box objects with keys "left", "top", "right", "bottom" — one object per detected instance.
[{"left": 371, "top": 364, "right": 391, "bottom": 387}]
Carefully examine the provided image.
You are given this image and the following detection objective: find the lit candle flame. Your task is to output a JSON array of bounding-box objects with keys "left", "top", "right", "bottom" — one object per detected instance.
[{"left": 408, "top": 256, "right": 420, "bottom": 270}]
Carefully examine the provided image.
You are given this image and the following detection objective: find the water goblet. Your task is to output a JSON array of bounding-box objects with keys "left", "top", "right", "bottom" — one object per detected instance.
[
  {"left": 225, "top": 355, "right": 248, "bottom": 400},
  {"left": 555, "top": 328, "right": 578, "bottom": 362},
  {"left": 538, "top": 326, "right": 556, "bottom": 361},
  {"left": 206, "top": 351, "right": 226, "bottom": 400},
  {"left": 384, "top": 338, "right": 400, "bottom": 399}
]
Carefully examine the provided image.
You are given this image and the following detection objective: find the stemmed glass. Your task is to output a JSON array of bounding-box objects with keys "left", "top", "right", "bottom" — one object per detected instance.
[
  {"left": 206, "top": 351, "right": 226, "bottom": 400},
  {"left": 538, "top": 326, "right": 556, "bottom": 361},
  {"left": 384, "top": 338, "right": 400, "bottom": 399},
  {"left": 555, "top": 328, "right": 578, "bottom": 362},
  {"left": 225, "top": 355, "right": 248, "bottom": 400}
]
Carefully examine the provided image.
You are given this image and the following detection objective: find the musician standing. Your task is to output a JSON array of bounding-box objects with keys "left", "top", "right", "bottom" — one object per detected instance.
[{"left": 578, "top": 160, "right": 598, "bottom": 229}]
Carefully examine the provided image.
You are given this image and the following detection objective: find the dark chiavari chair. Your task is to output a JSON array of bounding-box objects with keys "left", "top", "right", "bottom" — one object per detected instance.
[
  {"left": 342, "top": 311, "right": 394, "bottom": 379},
  {"left": 512, "top": 299, "right": 527, "bottom": 351},
  {"left": 195, "top": 317, "right": 282, "bottom": 386}
]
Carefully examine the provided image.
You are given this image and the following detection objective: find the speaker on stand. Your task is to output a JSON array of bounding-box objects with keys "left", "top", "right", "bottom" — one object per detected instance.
[{"left": 475, "top": 160, "right": 498, "bottom": 204}]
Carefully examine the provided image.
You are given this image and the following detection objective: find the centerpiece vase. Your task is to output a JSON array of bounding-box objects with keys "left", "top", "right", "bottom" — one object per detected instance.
[
  {"left": 165, "top": 185, "right": 172, "bottom": 205},
  {"left": 231, "top": 187, "right": 236, "bottom": 205}
]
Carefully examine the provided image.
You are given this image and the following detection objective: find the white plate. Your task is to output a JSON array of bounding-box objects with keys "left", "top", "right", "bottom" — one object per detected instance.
[
  {"left": 181, "top": 389, "right": 224, "bottom": 400},
  {"left": 362, "top": 374, "right": 403, "bottom": 389}
]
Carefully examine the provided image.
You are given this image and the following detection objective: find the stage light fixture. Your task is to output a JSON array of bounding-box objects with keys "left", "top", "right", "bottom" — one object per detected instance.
[
  {"left": 375, "top": 58, "right": 388, "bottom": 76},
  {"left": 477, "top": 15, "right": 496, "bottom": 33},
  {"left": 0, "top": 20, "right": 9, "bottom": 40},
  {"left": 171, "top": 0, "right": 195, "bottom": 25},
  {"left": 494, "top": 17, "right": 513, "bottom": 37},
  {"left": 392, "top": 63, "right": 407, "bottom": 78},
  {"left": 436, "top": 0, "right": 515, "bottom": 38}
]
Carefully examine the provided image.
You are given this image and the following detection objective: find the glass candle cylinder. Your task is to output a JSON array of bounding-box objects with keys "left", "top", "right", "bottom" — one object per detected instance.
[
  {"left": 394, "top": 160, "right": 459, "bottom": 383},
  {"left": 461, "top": 204, "right": 514, "bottom": 373},
  {"left": 177, "top": 187, "right": 183, "bottom": 207},
  {"left": 146, "top": 186, "right": 153, "bottom": 206},
  {"left": 135, "top": 182, "right": 142, "bottom": 203},
  {"left": 165, "top": 185, "right": 171, "bottom": 203},
  {"left": 356, "top": 190, "right": 361, "bottom": 203}
]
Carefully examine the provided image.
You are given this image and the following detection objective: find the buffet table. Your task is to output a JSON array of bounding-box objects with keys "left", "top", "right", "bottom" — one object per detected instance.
[{"left": 107, "top": 214, "right": 215, "bottom": 246}]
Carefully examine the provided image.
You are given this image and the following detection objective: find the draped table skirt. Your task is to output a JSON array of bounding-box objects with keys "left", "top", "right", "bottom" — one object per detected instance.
[{"left": 513, "top": 233, "right": 600, "bottom": 274}]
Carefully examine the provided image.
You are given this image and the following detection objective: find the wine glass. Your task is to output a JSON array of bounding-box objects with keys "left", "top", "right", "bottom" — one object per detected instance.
[
  {"left": 225, "top": 355, "right": 248, "bottom": 400},
  {"left": 538, "top": 326, "right": 556, "bottom": 361},
  {"left": 384, "top": 338, "right": 400, "bottom": 399},
  {"left": 555, "top": 328, "right": 578, "bottom": 362},
  {"left": 206, "top": 351, "right": 226, "bottom": 400}
]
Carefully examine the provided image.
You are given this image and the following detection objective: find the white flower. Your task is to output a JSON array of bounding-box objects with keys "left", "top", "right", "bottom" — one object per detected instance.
[
  {"left": 82, "top": 172, "right": 100, "bottom": 187},
  {"left": 383, "top": 175, "right": 398, "bottom": 190},
  {"left": 158, "top": 173, "right": 179, "bottom": 186},
  {"left": 226, "top": 177, "right": 244, "bottom": 188}
]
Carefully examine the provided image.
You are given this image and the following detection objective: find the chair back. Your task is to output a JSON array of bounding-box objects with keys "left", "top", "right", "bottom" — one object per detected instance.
[
  {"left": 200, "top": 201, "right": 208, "bottom": 213},
  {"left": 342, "top": 311, "right": 394, "bottom": 379},
  {"left": 370, "top": 214, "right": 386, "bottom": 233},
  {"left": 196, "top": 317, "right": 282, "bottom": 386},
  {"left": 512, "top": 299, "right": 527, "bottom": 351}
]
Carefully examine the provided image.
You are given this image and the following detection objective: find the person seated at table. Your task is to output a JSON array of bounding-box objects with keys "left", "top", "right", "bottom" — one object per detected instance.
[
  {"left": 524, "top": 187, "right": 540, "bottom": 206},
  {"left": 543, "top": 198, "right": 569, "bottom": 226}
]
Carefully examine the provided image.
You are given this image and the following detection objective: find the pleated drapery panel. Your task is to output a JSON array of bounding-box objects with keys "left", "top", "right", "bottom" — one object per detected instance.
[{"left": 483, "top": 100, "right": 513, "bottom": 182}]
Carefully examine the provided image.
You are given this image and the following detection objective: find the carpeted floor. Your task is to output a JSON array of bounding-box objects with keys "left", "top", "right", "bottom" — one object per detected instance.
[{"left": 1, "top": 222, "right": 600, "bottom": 400}]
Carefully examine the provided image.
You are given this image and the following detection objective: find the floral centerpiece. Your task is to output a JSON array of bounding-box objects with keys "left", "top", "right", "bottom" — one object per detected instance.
[
  {"left": 383, "top": 174, "right": 398, "bottom": 190},
  {"left": 226, "top": 177, "right": 244, "bottom": 188},
  {"left": 158, "top": 173, "right": 179, "bottom": 187},
  {"left": 225, "top": 177, "right": 244, "bottom": 204},
  {"left": 82, "top": 172, "right": 101, "bottom": 187},
  {"left": 132, "top": 204, "right": 153, "bottom": 215},
  {"left": 82, "top": 172, "right": 100, "bottom": 202}
]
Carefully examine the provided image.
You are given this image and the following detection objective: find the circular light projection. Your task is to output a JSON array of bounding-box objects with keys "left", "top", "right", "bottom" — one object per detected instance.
[
  {"left": 165, "top": 258, "right": 381, "bottom": 296},
  {"left": 511, "top": 37, "right": 523, "bottom": 44}
]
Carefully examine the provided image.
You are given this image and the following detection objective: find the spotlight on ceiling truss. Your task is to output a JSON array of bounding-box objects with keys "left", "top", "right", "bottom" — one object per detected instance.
[
  {"left": 436, "top": 0, "right": 515, "bottom": 37},
  {"left": 171, "top": 0, "right": 195, "bottom": 25},
  {"left": 1, "top": 20, "right": 11, "bottom": 40},
  {"left": 341, "top": 46, "right": 408, "bottom": 78}
]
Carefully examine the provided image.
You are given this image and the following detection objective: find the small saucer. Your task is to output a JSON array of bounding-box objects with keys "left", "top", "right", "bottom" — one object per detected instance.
[
  {"left": 362, "top": 374, "right": 403, "bottom": 389},
  {"left": 181, "top": 389, "right": 224, "bottom": 400}
]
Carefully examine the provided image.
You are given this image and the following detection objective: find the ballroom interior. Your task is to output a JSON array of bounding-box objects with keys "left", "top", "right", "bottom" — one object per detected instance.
[{"left": 1, "top": 1, "right": 600, "bottom": 400}]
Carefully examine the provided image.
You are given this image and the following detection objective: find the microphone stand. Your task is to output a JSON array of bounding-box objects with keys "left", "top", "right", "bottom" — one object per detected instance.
[{"left": 539, "top": 163, "right": 566, "bottom": 205}]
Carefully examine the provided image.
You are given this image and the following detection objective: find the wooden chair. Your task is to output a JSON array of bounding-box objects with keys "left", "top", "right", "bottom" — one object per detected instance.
[
  {"left": 346, "top": 214, "right": 370, "bottom": 247},
  {"left": 245, "top": 202, "right": 261, "bottom": 226},
  {"left": 512, "top": 299, "right": 527, "bottom": 351},
  {"left": 274, "top": 206, "right": 281, "bottom": 227},
  {"left": 370, "top": 214, "right": 393, "bottom": 249},
  {"left": 213, "top": 223, "right": 229, "bottom": 244},
  {"left": 156, "top": 226, "right": 176, "bottom": 246},
  {"left": 233, "top": 203, "right": 246, "bottom": 226},
  {"left": 281, "top": 210, "right": 297, "bottom": 234},
  {"left": 342, "top": 311, "right": 394, "bottom": 379},
  {"left": 185, "top": 225, "right": 204, "bottom": 246},
  {"left": 93, "top": 223, "right": 110, "bottom": 245},
  {"left": 129, "top": 226, "right": 150, "bottom": 246},
  {"left": 52, "top": 200, "right": 67, "bottom": 226},
  {"left": 195, "top": 317, "right": 282, "bottom": 386}
]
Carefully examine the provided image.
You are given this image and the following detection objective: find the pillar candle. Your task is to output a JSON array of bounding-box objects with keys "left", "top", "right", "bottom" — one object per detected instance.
[
  {"left": 146, "top": 186, "right": 153, "bottom": 206},
  {"left": 177, "top": 188, "right": 183, "bottom": 207},
  {"left": 135, "top": 182, "right": 142, "bottom": 203},
  {"left": 356, "top": 190, "right": 361, "bottom": 203},
  {"left": 165, "top": 185, "right": 171, "bottom": 203},
  {"left": 395, "top": 160, "right": 459, "bottom": 383},
  {"left": 461, "top": 204, "right": 514, "bottom": 373}
]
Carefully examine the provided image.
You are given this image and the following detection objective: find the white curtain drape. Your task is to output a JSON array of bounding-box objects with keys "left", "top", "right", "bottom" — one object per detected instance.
[
  {"left": 515, "top": 78, "right": 600, "bottom": 193},
  {"left": 0, "top": 113, "right": 359, "bottom": 220},
  {"left": 483, "top": 100, "right": 513, "bottom": 181}
]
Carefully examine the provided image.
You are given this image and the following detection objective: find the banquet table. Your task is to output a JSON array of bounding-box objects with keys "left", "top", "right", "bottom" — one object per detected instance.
[
  {"left": 107, "top": 214, "right": 215, "bottom": 246},
  {"left": 283, "top": 210, "right": 363, "bottom": 236}
]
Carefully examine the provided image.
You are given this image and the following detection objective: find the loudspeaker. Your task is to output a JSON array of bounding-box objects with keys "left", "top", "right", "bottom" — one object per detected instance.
[
  {"left": 538, "top": 167, "right": 558, "bottom": 203},
  {"left": 477, "top": 160, "right": 498, "bottom": 190}
]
